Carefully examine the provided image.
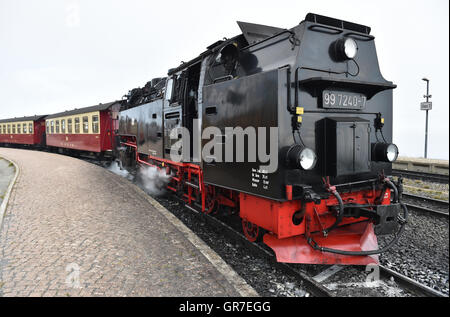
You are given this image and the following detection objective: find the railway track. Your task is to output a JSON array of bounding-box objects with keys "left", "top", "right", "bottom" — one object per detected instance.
[
  {"left": 185, "top": 200, "right": 447, "bottom": 297},
  {"left": 402, "top": 193, "right": 449, "bottom": 217},
  {"left": 393, "top": 169, "right": 449, "bottom": 184}
]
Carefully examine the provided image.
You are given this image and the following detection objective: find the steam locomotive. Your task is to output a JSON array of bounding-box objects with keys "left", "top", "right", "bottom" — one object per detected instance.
[
  {"left": 117, "top": 13, "right": 407, "bottom": 265},
  {"left": 0, "top": 13, "right": 407, "bottom": 265}
]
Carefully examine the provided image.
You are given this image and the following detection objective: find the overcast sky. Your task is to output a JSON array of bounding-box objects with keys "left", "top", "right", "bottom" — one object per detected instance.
[{"left": 0, "top": 0, "right": 448, "bottom": 159}]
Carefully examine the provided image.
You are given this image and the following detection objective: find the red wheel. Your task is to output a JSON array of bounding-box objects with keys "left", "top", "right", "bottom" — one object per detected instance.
[
  {"left": 242, "top": 219, "right": 264, "bottom": 242},
  {"left": 205, "top": 185, "right": 218, "bottom": 214}
]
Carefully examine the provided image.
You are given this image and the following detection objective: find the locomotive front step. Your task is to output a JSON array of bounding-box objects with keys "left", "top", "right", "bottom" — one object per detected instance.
[{"left": 263, "top": 222, "right": 379, "bottom": 265}]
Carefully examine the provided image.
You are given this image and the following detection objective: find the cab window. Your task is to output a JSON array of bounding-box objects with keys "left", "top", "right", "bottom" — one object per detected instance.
[
  {"left": 165, "top": 78, "right": 174, "bottom": 101},
  {"left": 61, "top": 119, "right": 66, "bottom": 133},
  {"left": 55, "top": 120, "right": 60, "bottom": 133},
  {"left": 83, "top": 116, "right": 89, "bottom": 133},
  {"left": 75, "top": 117, "right": 80, "bottom": 133},
  {"left": 92, "top": 115, "right": 99, "bottom": 134},
  {"left": 68, "top": 119, "right": 72, "bottom": 133}
]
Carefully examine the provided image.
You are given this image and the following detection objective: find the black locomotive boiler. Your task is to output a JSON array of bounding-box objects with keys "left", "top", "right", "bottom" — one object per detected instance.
[{"left": 117, "top": 13, "right": 407, "bottom": 265}]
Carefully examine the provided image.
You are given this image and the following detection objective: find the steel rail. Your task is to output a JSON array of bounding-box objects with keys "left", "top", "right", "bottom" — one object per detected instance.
[
  {"left": 393, "top": 169, "right": 449, "bottom": 184},
  {"left": 379, "top": 265, "right": 447, "bottom": 297},
  {"left": 402, "top": 193, "right": 449, "bottom": 217},
  {"left": 404, "top": 203, "right": 449, "bottom": 217}
]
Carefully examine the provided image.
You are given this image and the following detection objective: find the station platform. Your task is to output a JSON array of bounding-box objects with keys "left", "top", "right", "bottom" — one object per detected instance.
[
  {"left": 0, "top": 148, "right": 257, "bottom": 297},
  {"left": 394, "top": 156, "right": 449, "bottom": 175}
]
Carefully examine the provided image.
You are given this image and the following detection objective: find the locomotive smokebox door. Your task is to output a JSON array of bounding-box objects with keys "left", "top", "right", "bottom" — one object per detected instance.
[{"left": 317, "top": 117, "right": 371, "bottom": 177}]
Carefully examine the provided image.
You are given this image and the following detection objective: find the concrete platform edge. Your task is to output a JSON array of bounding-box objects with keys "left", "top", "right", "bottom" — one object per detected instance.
[{"left": 0, "top": 155, "right": 19, "bottom": 232}]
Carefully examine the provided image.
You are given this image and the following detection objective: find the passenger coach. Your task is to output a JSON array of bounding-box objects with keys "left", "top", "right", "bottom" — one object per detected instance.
[
  {"left": 0, "top": 115, "right": 47, "bottom": 147},
  {"left": 45, "top": 101, "right": 121, "bottom": 156}
]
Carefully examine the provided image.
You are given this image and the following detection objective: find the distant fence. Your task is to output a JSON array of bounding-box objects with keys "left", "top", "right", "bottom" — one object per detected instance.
[{"left": 393, "top": 157, "right": 449, "bottom": 175}]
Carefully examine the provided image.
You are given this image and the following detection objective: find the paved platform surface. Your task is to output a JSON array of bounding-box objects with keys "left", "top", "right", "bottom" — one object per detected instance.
[
  {"left": 0, "top": 148, "right": 255, "bottom": 297},
  {"left": 0, "top": 157, "right": 15, "bottom": 206}
]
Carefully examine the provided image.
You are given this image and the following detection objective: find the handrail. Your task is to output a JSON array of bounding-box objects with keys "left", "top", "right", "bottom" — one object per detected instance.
[
  {"left": 308, "top": 24, "right": 343, "bottom": 35},
  {"left": 345, "top": 32, "right": 375, "bottom": 41}
]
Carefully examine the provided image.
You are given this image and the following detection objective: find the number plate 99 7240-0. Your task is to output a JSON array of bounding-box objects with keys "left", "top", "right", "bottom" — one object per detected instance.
[{"left": 322, "top": 91, "right": 367, "bottom": 109}]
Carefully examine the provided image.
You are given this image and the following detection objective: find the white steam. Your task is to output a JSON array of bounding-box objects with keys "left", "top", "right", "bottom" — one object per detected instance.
[
  {"left": 108, "top": 161, "right": 133, "bottom": 180},
  {"left": 108, "top": 161, "right": 131, "bottom": 179},
  {"left": 138, "top": 165, "right": 171, "bottom": 196}
]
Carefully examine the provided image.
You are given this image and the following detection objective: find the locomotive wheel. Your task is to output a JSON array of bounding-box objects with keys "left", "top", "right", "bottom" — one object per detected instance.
[
  {"left": 242, "top": 219, "right": 265, "bottom": 243},
  {"left": 205, "top": 185, "right": 218, "bottom": 214}
]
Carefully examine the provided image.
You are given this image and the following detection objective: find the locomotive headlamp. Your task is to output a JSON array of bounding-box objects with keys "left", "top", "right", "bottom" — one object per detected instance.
[
  {"left": 372, "top": 143, "right": 399, "bottom": 163},
  {"left": 386, "top": 144, "right": 399, "bottom": 162},
  {"left": 284, "top": 145, "right": 317, "bottom": 170},
  {"left": 299, "top": 148, "right": 317, "bottom": 170},
  {"left": 333, "top": 37, "right": 358, "bottom": 61},
  {"left": 344, "top": 38, "right": 358, "bottom": 59}
]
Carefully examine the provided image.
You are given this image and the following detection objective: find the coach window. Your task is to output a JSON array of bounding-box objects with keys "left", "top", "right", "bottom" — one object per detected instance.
[
  {"left": 29, "top": 123, "right": 33, "bottom": 134},
  {"left": 12, "top": 124, "right": 16, "bottom": 134},
  {"left": 17, "top": 124, "right": 21, "bottom": 134},
  {"left": 23, "top": 123, "right": 27, "bottom": 134},
  {"left": 61, "top": 119, "right": 66, "bottom": 133},
  {"left": 46, "top": 122, "right": 49, "bottom": 134},
  {"left": 68, "top": 119, "right": 72, "bottom": 133},
  {"left": 75, "top": 117, "right": 80, "bottom": 133},
  {"left": 83, "top": 116, "right": 89, "bottom": 133},
  {"left": 50, "top": 121, "right": 54, "bottom": 134},
  {"left": 92, "top": 115, "right": 99, "bottom": 134},
  {"left": 56, "top": 120, "right": 60, "bottom": 133},
  {"left": 7, "top": 125, "right": 10, "bottom": 134}
]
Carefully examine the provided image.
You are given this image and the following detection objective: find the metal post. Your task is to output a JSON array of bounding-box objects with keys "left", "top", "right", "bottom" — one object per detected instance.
[
  {"left": 422, "top": 78, "right": 431, "bottom": 159},
  {"left": 425, "top": 80, "right": 429, "bottom": 158}
]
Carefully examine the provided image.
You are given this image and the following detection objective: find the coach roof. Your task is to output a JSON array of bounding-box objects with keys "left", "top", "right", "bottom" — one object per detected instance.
[
  {"left": 0, "top": 115, "right": 47, "bottom": 124},
  {"left": 45, "top": 101, "right": 121, "bottom": 119}
]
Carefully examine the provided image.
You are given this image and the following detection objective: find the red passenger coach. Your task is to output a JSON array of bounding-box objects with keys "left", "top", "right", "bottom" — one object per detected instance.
[
  {"left": 45, "top": 101, "right": 121, "bottom": 156},
  {"left": 0, "top": 115, "right": 47, "bottom": 147}
]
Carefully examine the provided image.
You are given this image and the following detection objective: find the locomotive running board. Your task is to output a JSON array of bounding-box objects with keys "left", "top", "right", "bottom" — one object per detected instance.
[{"left": 263, "top": 222, "right": 379, "bottom": 265}]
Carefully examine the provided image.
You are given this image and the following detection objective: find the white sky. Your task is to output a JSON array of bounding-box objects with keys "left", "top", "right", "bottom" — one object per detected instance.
[{"left": 0, "top": 0, "right": 448, "bottom": 159}]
